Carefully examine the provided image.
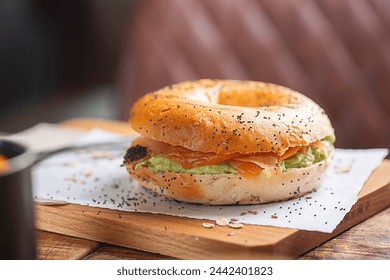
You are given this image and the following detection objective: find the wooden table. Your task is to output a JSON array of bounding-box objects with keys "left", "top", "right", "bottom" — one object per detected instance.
[
  {"left": 37, "top": 207, "right": 390, "bottom": 260},
  {"left": 34, "top": 119, "right": 390, "bottom": 260}
]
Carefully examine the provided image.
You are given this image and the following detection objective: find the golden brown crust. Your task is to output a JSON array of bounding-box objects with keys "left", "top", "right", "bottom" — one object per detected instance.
[
  {"left": 124, "top": 149, "right": 333, "bottom": 205},
  {"left": 129, "top": 79, "right": 334, "bottom": 156}
]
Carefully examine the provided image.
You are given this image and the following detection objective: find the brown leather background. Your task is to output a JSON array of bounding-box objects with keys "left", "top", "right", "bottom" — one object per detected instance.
[{"left": 118, "top": 0, "right": 390, "bottom": 150}]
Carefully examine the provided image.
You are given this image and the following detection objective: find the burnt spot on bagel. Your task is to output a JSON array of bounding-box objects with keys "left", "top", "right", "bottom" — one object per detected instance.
[{"left": 124, "top": 145, "right": 149, "bottom": 164}]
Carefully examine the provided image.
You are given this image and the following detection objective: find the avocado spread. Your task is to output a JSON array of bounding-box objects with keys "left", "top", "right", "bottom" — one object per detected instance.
[
  {"left": 135, "top": 135, "right": 334, "bottom": 174},
  {"left": 135, "top": 156, "right": 237, "bottom": 175},
  {"left": 278, "top": 146, "right": 326, "bottom": 171},
  {"left": 322, "top": 134, "right": 336, "bottom": 144}
]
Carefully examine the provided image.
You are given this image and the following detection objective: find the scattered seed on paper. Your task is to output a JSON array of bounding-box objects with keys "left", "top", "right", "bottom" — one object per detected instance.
[{"left": 334, "top": 165, "right": 352, "bottom": 174}]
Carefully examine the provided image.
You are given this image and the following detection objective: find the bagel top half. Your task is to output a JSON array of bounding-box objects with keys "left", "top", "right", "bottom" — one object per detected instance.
[
  {"left": 129, "top": 79, "right": 334, "bottom": 156},
  {"left": 124, "top": 79, "right": 335, "bottom": 205}
]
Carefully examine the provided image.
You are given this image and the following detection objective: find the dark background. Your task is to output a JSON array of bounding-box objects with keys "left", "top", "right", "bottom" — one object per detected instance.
[
  {"left": 1, "top": 0, "right": 389, "bottom": 151},
  {"left": 0, "top": 0, "right": 132, "bottom": 132}
]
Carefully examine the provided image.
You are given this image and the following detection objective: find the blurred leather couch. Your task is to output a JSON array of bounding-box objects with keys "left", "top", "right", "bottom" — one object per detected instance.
[{"left": 118, "top": 0, "right": 390, "bottom": 150}]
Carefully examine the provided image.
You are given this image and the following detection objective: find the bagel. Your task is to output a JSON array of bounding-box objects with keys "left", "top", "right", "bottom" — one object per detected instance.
[{"left": 124, "top": 79, "right": 335, "bottom": 205}]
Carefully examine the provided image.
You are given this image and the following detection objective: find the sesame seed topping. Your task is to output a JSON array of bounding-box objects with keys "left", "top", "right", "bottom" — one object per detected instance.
[
  {"left": 228, "top": 223, "right": 244, "bottom": 229},
  {"left": 202, "top": 223, "right": 215, "bottom": 229},
  {"left": 216, "top": 217, "right": 229, "bottom": 226}
]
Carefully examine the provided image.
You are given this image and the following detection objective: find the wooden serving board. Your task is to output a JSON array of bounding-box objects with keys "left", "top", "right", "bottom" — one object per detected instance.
[{"left": 35, "top": 118, "right": 390, "bottom": 259}]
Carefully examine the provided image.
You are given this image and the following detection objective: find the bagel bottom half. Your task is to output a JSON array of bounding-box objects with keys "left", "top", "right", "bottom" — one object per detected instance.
[{"left": 124, "top": 149, "right": 333, "bottom": 205}]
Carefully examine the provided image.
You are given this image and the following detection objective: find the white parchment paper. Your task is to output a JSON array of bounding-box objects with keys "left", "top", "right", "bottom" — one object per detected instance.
[
  {"left": 31, "top": 129, "right": 388, "bottom": 233},
  {"left": 0, "top": 123, "right": 87, "bottom": 153}
]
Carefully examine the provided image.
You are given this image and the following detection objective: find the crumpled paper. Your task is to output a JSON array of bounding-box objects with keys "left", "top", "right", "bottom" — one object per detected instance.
[{"left": 29, "top": 128, "right": 389, "bottom": 233}]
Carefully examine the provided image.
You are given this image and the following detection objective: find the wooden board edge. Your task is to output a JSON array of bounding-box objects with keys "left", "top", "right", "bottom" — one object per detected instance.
[
  {"left": 35, "top": 204, "right": 273, "bottom": 259},
  {"left": 60, "top": 118, "right": 136, "bottom": 135},
  {"left": 273, "top": 182, "right": 390, "bottom": 259}
]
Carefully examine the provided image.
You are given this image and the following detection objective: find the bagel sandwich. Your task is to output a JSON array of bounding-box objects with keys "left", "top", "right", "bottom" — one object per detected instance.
[{"left": 123, "top": 80, "right": 335, "bottom": 205}]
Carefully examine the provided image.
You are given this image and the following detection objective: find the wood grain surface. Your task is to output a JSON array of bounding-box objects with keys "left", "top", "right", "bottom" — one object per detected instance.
[
  {"left": 36, "top": 230, "right": 100, "bottom": 260},
  {"left": 35, "top": 118, "right": 390, "bottom": 259},
  {"left": 104, "top": 205, "right": 390, "bottom": 260},
  {"left": 37, "top": 208, "right": 390, "bottom": 260},
  {"left": 300, "top": 207, "right": 390, "bottom": 260}
]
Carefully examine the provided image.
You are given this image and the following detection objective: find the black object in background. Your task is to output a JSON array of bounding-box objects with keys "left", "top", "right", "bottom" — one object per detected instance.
[{"left": 0, "top": 140, "right": 36, "bottom": 260}]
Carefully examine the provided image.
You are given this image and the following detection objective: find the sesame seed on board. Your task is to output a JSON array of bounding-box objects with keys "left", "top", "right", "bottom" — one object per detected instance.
[
  {"left": 216, "top": 217, "right": 229, "bottom": 226},
  {"left": 228, "top": 223, "right": 244, "bottom": 229},
  {"left": 202, "top": 223, "right": 215, "bottom": 229}
]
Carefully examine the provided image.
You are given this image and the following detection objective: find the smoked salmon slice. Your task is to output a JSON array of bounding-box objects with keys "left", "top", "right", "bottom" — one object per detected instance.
[{"left": 131, "top": 137, "right": 305, "bottom": 170}]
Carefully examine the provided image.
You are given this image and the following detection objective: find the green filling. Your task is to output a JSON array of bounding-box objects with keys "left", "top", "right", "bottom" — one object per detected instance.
[
  {"left": 278, "top": 136, "right": 334, "bottom": 171},
  {"left": 135, "top": 156, "right": 237, "bottom": 175},
  {"left": 135, "top": 135, "right": 335, "bottom": 174},
  {"left": 278, "top": 146, "right": 326, "bottom": 171},
  {"left": 322, "top": 134, "right": 336, "bottom": 144}
]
